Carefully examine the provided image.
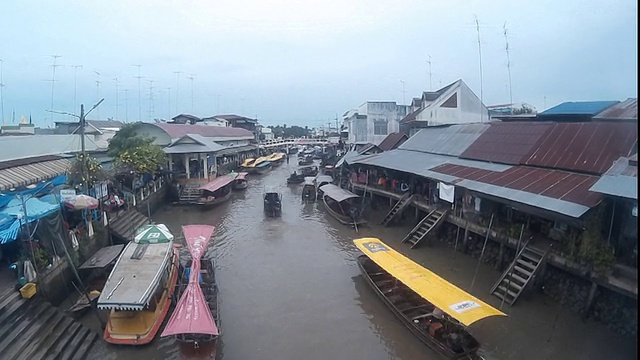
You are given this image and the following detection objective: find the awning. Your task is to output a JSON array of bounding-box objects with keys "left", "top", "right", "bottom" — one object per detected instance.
[
  {"left": 354, "top": 238, "right": 506, "bottom": 326},
  {"left": 215, "top": 145, "right": 258, "bottom": 157},
  {"left": 199, "top": 174, "right": 237, "bottom": 193},
  {"left": 319, "top": 184, "right": 360, "bottom": 202},
  {"left": 0, "top": 158, "right": 70, "bottom": 191}
]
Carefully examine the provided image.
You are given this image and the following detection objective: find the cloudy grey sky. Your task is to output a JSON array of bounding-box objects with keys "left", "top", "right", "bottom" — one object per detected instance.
[{"left": 0, "top": 0, "right": 637, "bottom": 127}]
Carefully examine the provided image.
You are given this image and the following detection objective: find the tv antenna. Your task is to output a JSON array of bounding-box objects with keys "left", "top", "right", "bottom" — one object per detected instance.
[
  {"left": 174, "top": 71, "right": 183, "bottom": 115},
  {"left": 123, "top": 89, "right": 129, "bottom": 122},
  {"left": 166, "top": 87, "right": 171, "bottom": 120},
  {"left": 147, "top": 79, "right": 155, "bottom": 121},
  {"left": 474, "top": 15, "right": 484, "bottom": 122},
  {"left": 113, "top": 77, "right": 120, "bottom": 120},
  {"left": 0, "top": 59, "right": 5, "bottom": 125},
  {"left": 93, "top": 71, "right": 101, "bottom": 119},
  {"left": 504, "top": 22, "right": 514, "bottom": 114},
  {"left": 48, "top": 55, "right": 63, "bottom": 126},
  {"left": 187, "top": 74, "right": 195, "bottom": 113},
  {"left": 71, "top": 65, "right": 83, "bottom": 112},
  {"left": 400, "top": 80, "right": 406, "bottom": 105},
  {"left": 133, "top": 64, "right": 143, "bottom": 120},
  {"left": 427, "top": 54, "right": 432, "bottom": 90}
]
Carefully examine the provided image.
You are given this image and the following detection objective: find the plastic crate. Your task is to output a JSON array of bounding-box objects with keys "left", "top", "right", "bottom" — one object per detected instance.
[{"left": 19, "top": 282, "right": 37, "bottom": 299}]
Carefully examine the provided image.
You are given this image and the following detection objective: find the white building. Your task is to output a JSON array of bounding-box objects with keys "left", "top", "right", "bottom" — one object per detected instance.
[
  {"left": 260, "top": 126, "right": 274, "bottom": 140},
  {"left": 201, "top": 116, "right": 230, "bottom": 127},
  {"left": 343, "top": 101, "right": 410, "bottom": 145},
  {"left": 400, "top": 79, "right": 489, "bottom": 136}
]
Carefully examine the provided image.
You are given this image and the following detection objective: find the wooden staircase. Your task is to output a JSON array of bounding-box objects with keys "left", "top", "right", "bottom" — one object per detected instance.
[
  {"left": 109, "top": 209, "right": 150, "bottom": 242},
  {"left": 490, "top": 243, "right": 549, "bottom": 306},
  {"left": 0, "top": 291, "right": 107, "bottom": 360},
  {"left": 401, "top": 208, "right": 448, "bottom": 249},
  {"left": 179, "top": 183, "right": 201, "bottom": 203},
  {"left": 381, "top": 193, "right": 414, "bottom": 227}
]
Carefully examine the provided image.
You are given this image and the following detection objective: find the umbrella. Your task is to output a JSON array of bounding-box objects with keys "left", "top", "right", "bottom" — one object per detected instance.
[
  {"left": 65, "top": 194, "right": 99, "bottom": 210},
  {"left": 134, "top": 224, "right": 174, "bottom": 244}
]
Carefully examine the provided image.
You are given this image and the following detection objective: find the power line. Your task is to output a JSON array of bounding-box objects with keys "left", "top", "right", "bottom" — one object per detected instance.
[
  {"left": 71, "top": 65, "right": 83, "bottom": 111},
  {"left": 133, "top": 64, "right": 143, "bottom": 121},
  {"left": 504, "top": 22, "right": 514, "bottom": 114},
  {"left": 474, "top": 15, "right": 485, "bottom": 122}
]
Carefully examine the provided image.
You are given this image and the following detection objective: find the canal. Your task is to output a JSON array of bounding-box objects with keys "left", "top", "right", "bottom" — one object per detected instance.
[{"left": 99, "top": 162, "right": 636, "bottom": 360}]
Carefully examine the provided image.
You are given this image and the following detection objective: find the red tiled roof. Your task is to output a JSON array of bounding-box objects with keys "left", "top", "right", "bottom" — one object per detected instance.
[
  {"left": 524, "top": 122, "right": 637, "bottom": 175},
  {"left": 155, "top": 123, "right": 254, "bottom": 138},
  {"left": 431, "top": 163, "right": 603, "bottom": 208},
  {"left": 460, "top": 122, "right": 553, "bottom": 165},
  {"left": 378, "top": 132, "right": 408, "bottom": 151}
]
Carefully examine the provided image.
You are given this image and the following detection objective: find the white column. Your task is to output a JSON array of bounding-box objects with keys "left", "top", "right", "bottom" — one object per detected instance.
[
  {"left": 197, "top": 153, "right": 202, "bottom": 179},
  {"left": 168, "top": 154, "right": 174, "bottom": 171},
  {"left": 184, "top": 154, "right": 190, "bottom": 179}
]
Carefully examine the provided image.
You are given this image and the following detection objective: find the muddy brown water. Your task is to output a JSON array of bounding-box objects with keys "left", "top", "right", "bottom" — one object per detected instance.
[{"left": 89, "top": 163, "right": 636, "bottom": 360}]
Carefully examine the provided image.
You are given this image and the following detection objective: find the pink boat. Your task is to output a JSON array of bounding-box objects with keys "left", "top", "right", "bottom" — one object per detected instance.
[{"left": 161, "top": 225, "right": 220, "bottom": 347}]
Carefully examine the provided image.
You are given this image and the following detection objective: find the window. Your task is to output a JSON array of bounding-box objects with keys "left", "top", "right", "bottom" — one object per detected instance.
[
  {"left": 441, "top": 93, "right": 458, "bottom": 108},
  {"left": 374, "top": 120, "right": 388, "bottom": 135}
]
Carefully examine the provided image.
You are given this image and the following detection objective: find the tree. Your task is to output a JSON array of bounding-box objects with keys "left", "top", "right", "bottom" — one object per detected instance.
[
  {"left": 67, "top": 153, "right": 109, "bottom": 191},
  {"left": 108, "top": 122, "right": 165, "bottom": 174},
  {"left": 512, "top": 104, "right": 536, "bottom": 115}
]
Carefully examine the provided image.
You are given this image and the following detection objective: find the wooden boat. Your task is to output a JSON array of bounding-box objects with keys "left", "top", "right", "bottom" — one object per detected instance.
[
  {"left": 353, "top": 238, "right": 506, "bottom": 359},
  {"left": 302, "top": 177, "right": 316, "bottom": 201},
  {"left": 299, "top": 164, "right": 319, "bottom": 177},
  {"left": 252, "top": 161, "right": 272, "bottom": 175},
  {"left": 240, "top": 158, "right": 256, "bottom": 172},
  {"left": 162, "top": 225, "right": 219, "bottom": 348},
  {"left": 264, "top": 189, "right": 282, "bottom": 217},
  {"left": 314, "top": 175, "right": 333, "bottom": 197},
  {"left": 319, "top": 184, "right": 367, "bottom": 226},
  {"left": 323, "top": 165, "right": 335, "bottom": 176},
  {"left": 287, "top": 172, "right": 305, "bottom": 184},
  {"left": 267, "top": 152, "right": 285, "bottom": 166},
  {"left": 98, "top": 226, "right": 179, "bottom": 345},
  {"left": 298, "top": 155, "right": 313, "bottom": 166},
  {"left": 197, "top": 174, "right": 236, "bottom": 209},
  {"left": 233, "top": 172, "right": 249, "bottom": 190}
]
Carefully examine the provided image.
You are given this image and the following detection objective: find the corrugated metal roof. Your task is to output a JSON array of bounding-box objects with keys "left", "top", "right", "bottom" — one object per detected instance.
[
  {"left": 460, "top": 122, "right": 553, "bottom": 164},
  {"left": 155, "top": 123, "right": 254, "bottom": 139},
  {"left": 524, "top": 122, "right": 638, "bottom": 175},
  {"left": 0, "top": 158, "right": 70, "bottom": 191},
  {"left": 164, "top": 134, "right": 227, "bottom": 154},
  {"left": 589, "top": 157, "right": 638, "bottom": 199},
  {"left": 540, "top": 101, "right": 619, "bottom": 116},
  {"left": 592, "top": 98, "right": 638, "bottom": 121},
  {"left": 399, "top": 123, "right": 490, "bottom": 156},
  {"left": 432, "top": 164, "right": 602, "bottom": 210},
  {"left": 377, "top": 132, "right": 408, "bottom": 151}
]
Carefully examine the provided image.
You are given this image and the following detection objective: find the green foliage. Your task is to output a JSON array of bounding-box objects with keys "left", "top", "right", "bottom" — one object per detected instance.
[
  {"left": 33, "top": 247, "right": 51, "bottom": 271},
  {"left": 568, "top": 204, "right": 617, "bottom": 274},
  {"left": 67, "top": 154, "right": 109, "bottom": 190},
  {"left": 267, "top": 124, "right": 309, "bottom": 138},
  {"left": 108, "top": 122, "right": 165, "bottom": 174}
]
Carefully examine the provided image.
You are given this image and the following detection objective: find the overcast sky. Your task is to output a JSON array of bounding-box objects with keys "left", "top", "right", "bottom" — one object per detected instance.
[{"left": 0, "top": 0, "right": 637, "bottom": 128}]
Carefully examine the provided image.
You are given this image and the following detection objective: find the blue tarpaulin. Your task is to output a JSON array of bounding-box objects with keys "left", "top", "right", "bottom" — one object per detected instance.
[
  {"left": 0, "top": 175, "right": 67, "bottom": 210},
  {"left": 0, "top": 196, "right": 61, "bottom": 244}
]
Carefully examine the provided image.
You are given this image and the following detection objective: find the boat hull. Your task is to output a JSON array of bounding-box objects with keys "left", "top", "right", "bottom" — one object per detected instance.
[
  {"left": 322, "top": 195, "right": 367, "bottom": 226},
  {"left": 302, "top": 185, "right": 316, "bottom": 201},
  {"left": 233, "top": 181, "right": 248, "bottom": 191},
  {"left": 198, "top": 189, "right": 232, "bottom": 210},
  {"left": 356, "top": 255, "right": 480, "bottom": 359},
  {"left": 103, "top": 247, "right": 180, "bottom": 345}
]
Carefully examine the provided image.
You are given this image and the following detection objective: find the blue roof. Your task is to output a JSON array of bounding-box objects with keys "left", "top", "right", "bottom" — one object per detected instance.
[{"left": 540, "top": 101, "right": 619, "bottom": 116}]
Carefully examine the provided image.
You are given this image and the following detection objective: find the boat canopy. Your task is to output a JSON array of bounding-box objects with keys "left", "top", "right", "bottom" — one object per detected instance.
[
  {"left": 97, "top": 240, "right": 174, "bottom": 311},
  {"left": 134, "top": 224, "right": 174, "bottom": 244},
  {"left": 236, "top": 172, "right": 249, "bottom": 180},
  {"left": 299, "top": 164, "right": 318, "bottom": 170},
  {"left": 319, "top": 184, "right": 360, "bottom": 203},
  {"left": 353, "top": 238, "right": 506, "bottom": 326},
  {"left": 162, "top": 225, "right": 219, "bottom": 337},
  {"left": 314, "top": 175, "right": 333, "bottom": 185},
  {"left": 256, "top": 161, "right": 272, "bottom": 168},
  {"left": 241, "top": 158, "right": 255, "bottom": 167},
  {"left": 199, "top": 175, "right": 236, "bottom": 193},
  {"left": 303, "top": 177, "right": 316, "bottom": 186}
]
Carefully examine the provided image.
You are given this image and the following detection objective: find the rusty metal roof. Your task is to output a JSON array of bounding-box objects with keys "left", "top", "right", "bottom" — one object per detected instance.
[
  {"left": 432, "top": 163, "right": 603, "bottom": 217},
  {"left": 0, "top": 158, "right": 71, "bottom": 191},
  {"left": 377, "top": 132, "right": 408, "bottom": 151},
  {"left": 460, "top": 122, "right": 553, "bottom": 164},
  {"left": 592, "top": 98, "right": 637, "bottom": 121},
  {"left": 524, "top": 122, "right": 638, "bottom": 175},
  {"left": 400, "top": 123, "right": 490, "bottom": 156}
]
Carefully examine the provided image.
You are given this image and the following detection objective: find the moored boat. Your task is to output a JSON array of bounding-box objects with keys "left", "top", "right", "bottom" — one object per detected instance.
[
  {"left": 197, "top": 174, "right": 236, "bottom": 209},
  {"left": 319, "top": 184, "right": 367, "bottom": 226},
  {"left": 252, "top": 161, "right": 272, "bottom": 175},
  {"left": 353, "top": 238, "right": 506, "bottom": 359},
  {"left": 299, "top": 164, "right": 319, "bottom": 177},
  {"left": 162, "top": 225, "right": 219, "bottom": 348},
  {"left": 267, "top": 152, "right": 286, "bottom": 165},
  {"left": 314, "top": 175, "right": 333, "bottom": 197},
  {"left": 98, "top": 224, "right": 179, "bottom": 345},
  {"left": 302, "top": 177, "right": 316, "bottom": 201},
  {"left": 233, "top": 172, "right": 249, "bottom": 190},
  {"left": 240, "top": 158, "right": 256, "bottom": 172}
]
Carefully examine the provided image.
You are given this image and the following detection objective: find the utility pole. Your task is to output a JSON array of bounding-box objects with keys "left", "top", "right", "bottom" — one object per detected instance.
[
  {"left": 427, "top": 54, "right": 433, "bottom": 90},
  {"left": 188, "top": 74, "right": 195, "bottom": 113},
  {"left": 174, "top": 71, "right": 182, "bottom": 115},
  {"left": 113, "top": 77, "right": 119, "bottom": 120},
  {"left": 474, "top": 15, "right": 485, "bottom": 122},
  {"left": 133, "top": 64, "right": 143, "bottom": 121},
  {"left": 400, "top": 80, "right": 406, "bottom": 105},
  {"left": 0, "top": 59, "right": 5, "bottom": 125},
  {"left": 503, "top": 22, "right": 514, "bottom": 114},
  {"left": 124, "top": 89, "right": 129, "bottom": 122},
  {"left": 94, "top": 71, "right": 101, "bottom": 119},
  {"left": 49, "top": 55, "right": 62, "bottom": 126},
  {"left": 71, "top": 65, "right": 83, "bottom": 111}
]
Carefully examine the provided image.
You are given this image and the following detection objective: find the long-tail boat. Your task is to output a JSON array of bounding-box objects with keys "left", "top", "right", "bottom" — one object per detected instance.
[
  {"left": 162, "top": 225, "right": 220, "bottom": 348},
  {"left": 319, "top": 184, "right": 367, "bottom": 226},
  {"left": 197, "top": 174, "right": 237, "bottom": 209},
  {"left": 353, "top": 238, "right": 506, "bottom": 359}
]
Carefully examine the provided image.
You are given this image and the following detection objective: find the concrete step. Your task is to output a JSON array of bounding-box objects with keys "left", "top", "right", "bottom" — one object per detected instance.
[
  {"left": 3, "top": 303, "right": 60, "bottom": 360},
  {"left": 0, "top": 302, "right": 50, "bottom": 353},
  {"left": 71, "top": 331, "right": 99, "bottom": 360},
  {"left": 57, "top": 326, "right": 92, "bottom": 360},
  {"left": 43, "top": 322, "right": 84, "bottom": 360},
  {"left": 22, "top": 313, "right": 75, "bottom": 360}
]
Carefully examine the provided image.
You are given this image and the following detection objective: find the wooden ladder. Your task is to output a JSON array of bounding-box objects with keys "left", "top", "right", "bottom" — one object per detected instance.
[
  {"left": 401, "top": 208, "right": 448, "bottom": 249},
  {"left": 490, "top": 242, "right": 549, "bottom": 306},
  {"left": 381, "top": 193, "right": 414, "bottom": 227}
]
